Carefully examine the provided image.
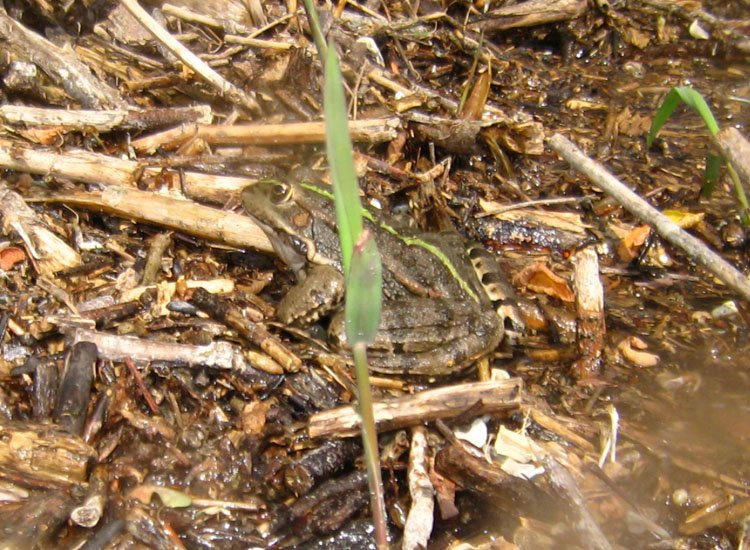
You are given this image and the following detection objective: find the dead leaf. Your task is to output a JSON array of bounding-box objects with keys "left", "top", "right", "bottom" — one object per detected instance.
[
  {"left": 618, "top": 336, "right": 659, "bottom": 367},
  {"left": 241, "top": 399, "right": 273, "bottom": 435},
  {"left": 482, "top": 121, "right": 545, "bottom": 155},
  {"left": 460, "top": 66, "right": 492, "bottom": 120},
  {"left": 19, "top": 127, "right": 63, "bottom": 145},
  {"left": 616, "top": 108, "right": 652, "bottom": 137},
  {"left": 617, "top": 225, "right": 651, "bottom": 261},
  {"left": 622, "top": 25, "right": 651, "bottom": 49},
  {"left": 0, "top": 246, "right": 26, "bottom": 270},
  {"left": 429, "top": 465, "right": 459, "bottom": 520},
  {"left": 514, "top": 263, "right": 575, "bottom": 302},
  {"left": 128, "top": 484, "right": 157, "bottom": 504},
  {"left": 128, "top": 485, "right": 192, "bottom": 507},
  {"left": 663, "top": 209, "right": 704, "bottom": 229}
]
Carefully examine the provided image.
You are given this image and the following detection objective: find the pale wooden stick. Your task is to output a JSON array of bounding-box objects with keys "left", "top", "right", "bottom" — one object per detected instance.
[
  {"left": 73, "top": 328, "right": 247, "bottom": 373},
  {"left": 161, "top": 3, "right": 251, "bottom": 34},
  {"left": 131, "top": 117, "right": 400, "bottom": 152},
  {"left": 402, "top": 426, "right": 434, "bottom": 550},
  {"left": 570, "top": 247, "right": 605, "bottom": 379},
  {"left": 46, "top": 186, "right": 272, "bottom": 252},
  {"left": 0, "top": 105, "right": 212, "bottom": 132},
  {"left": 0, "top": 141, "right": 256, "bottom": 204},
  {"left": 716, "top": 127, "right": 750, "bottom": 193},
  {"left": 548, "top": 133, "right": 750, "bottom": 302},
  {"left": 121, "top": 0, "right": 260, "bottom": 115},
  {"left": 308, "top": 379, "right": 522, "bottom": 438},
  {"left": 194, "top": 117, "right": 400, "bottom": 145},
  {"left": 224, "top": 34, "right": 294, "bottom": 50},
  {"left": 0, "top": 182, "right": 80, "bottom": 275}
]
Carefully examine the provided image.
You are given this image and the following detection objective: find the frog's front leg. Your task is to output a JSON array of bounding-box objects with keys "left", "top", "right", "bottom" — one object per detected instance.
[
  {"left": 329, "top": 298, "right": 503, "bottom": 376},
  {"left": 276, "top": 264, "right": 345, "bottom": 326}
]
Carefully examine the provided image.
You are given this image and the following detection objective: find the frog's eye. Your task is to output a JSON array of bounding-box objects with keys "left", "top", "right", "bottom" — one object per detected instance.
[
  {"left": 270, "top": 182, "right": 292, "bottom": 203},
  {"left": 288, "top": 235, "right": 308, "bottom": 256}
]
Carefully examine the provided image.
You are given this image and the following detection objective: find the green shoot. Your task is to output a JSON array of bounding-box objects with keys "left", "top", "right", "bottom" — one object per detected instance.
[
  {"left": 323, "top": 45, "right": 363, "bottom": 277},
  {"left": 322, "top": 29, "right": 388, "bottom": 550},
  {"left": 647, "top": 86, "right": 749, "bottom": 223},
  {"left": 647, "top": 86, "right": 719, "bottom": 148},
  {"left": 300, "top": 0, "right": 327, "bottom": 62},
  {"left": 345, "top": 231, "right": 382, "bottom": 345}
]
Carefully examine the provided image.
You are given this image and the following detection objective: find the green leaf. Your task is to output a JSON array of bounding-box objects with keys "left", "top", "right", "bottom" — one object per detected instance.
[
  {"left": 647, "top": 86, "right": 720, "bottom": 148},
  {"left": 324, "top": 42, "right": 363, "bottom": 276},
  {"left": 301, "top": 0, "right": 327, "bottom": 61},
  {"left": 673, "top": 86, "right": 720, "bottom": 136},
  {"left": 345, "top": 231, "right": 383, "bottom": 345},
  {"left": 153, "top": 487, "right": 192, "bottom": 508},
  {"left": 647, "top": 88, "right": 683, "bottom": 147},
  {"left": 701, "top": 153, "right": 722, "bottom": 197}
]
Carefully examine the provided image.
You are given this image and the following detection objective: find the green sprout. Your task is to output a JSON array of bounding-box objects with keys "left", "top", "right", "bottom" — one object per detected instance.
[
  {"left": 647, "top": 86, "right": 749, "bottom": 223},
  {"left": 308, "top": 6, "right": 388, "bottom": 548}
]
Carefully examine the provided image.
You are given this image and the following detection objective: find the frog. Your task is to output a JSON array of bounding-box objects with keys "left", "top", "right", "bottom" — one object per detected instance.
[{"left": 242, "top": 180, "right": 519, "bottom": 376}]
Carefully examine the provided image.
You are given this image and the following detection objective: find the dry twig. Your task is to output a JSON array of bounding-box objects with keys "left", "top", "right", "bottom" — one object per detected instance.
[
  {"left": 548, "top": 133, "right": 750, "bottom": 302},
  {"left": 121, "top": 0, "right": 260, "bottom": 115}
]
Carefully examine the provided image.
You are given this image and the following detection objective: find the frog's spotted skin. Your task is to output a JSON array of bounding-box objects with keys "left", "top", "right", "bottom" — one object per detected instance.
[{"left": 242, "top": 180, "right": 518, "bottom": 375}]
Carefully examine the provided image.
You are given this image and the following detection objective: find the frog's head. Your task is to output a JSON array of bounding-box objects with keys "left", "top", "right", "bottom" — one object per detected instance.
[{"left": 242, "top": 181, "right": 329, "bottom": 278}]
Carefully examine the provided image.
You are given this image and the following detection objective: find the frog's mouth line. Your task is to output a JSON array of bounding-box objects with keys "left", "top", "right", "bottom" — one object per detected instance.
[{"left": 248, "top": 214, "right": 335, "bottom": 280}]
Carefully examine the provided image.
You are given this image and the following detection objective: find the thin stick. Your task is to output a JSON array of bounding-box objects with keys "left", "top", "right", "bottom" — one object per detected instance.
[
  {"left": 120, "top": 0, "right": 260, "bottom": 115},
  {"left": 124, "top": 356, "right": 160, "bottom": 415},
  {"left": 548, "top": 133, "right": 750, "bottom": 302}
]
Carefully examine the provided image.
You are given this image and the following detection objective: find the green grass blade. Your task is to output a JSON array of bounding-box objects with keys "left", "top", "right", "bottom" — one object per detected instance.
[
  {"left": 345, "top": 232, "right": 383, "bottom": 345},
  {"left": 701, "top": 153, "right": 721, "bottom": 197},
  {"left": 674, "top": 86, "right": 720, "bottom": 136},
  {"left": 324, "top": 43, "right": 363, "bottom": 276},
  {"left": 647, "top": 88, "right": 682, "bottom": 147},
  {"left": 301, "top": 0, "right": 327, "bottom": 61},
  {"left": 648, "top": 87, "right": 720, "bottom": 148},
  {"left": 352, "top": 342, "right": 389, "bottom": 550}
]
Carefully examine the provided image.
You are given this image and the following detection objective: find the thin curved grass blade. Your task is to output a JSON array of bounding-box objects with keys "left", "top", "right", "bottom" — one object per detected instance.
[
  {"left": 647, "top": 88, "right": 683, "bottom": 147},
  {"left": 324, "top": 43, "right": 363, "bottom": 276},
  {"left": 648, "top": 86, "right": 720, "bottom": 148},
  {"left": 674, "top": 86, "right": 720, "bottom": 136},
  {"left": 701, "top": 153, "right": 721, "bottom": 197},
  {"left": 345, "top": 231, "right": 382, "bottom": 345},
  {"left": 300, "top": 0, "right": 327, "bottom": 60}
]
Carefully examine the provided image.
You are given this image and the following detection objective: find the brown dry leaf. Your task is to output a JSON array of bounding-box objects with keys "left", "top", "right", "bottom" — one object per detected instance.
[
  {"left": 20, "top": 127, "right": 63, "bottom": 145},
  {"left": 482, "top": 121, "right": 545, "bottom": 155},
  {"left": 618, "top": 336, "right": 660, "bottom": 367},
  {"left": 460, "top": 66, "right": 492, "bottom": 120},
  {"left": 241, "top": 399, "right": 273, "bottom": 435},
  {"left": 0, "top": 246, "right": 26, "bottom": 270},
  {"left": 617, "top": 225, "right": 651, "bottom": 261},
  {"left": 429, "top": 465, "right": 459, "bottom": 520},
  {"left": 128, "top": 484, "right": 157, "bottom": 504},
  {"left": 622, "top": 25, "right": 651, "bottom": 49},
  {"left": 616, "top": 108, "right": 652, "bottom": 137},
  {"left": 514, "top": 262, "right": 575, "bottom": 302}
]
